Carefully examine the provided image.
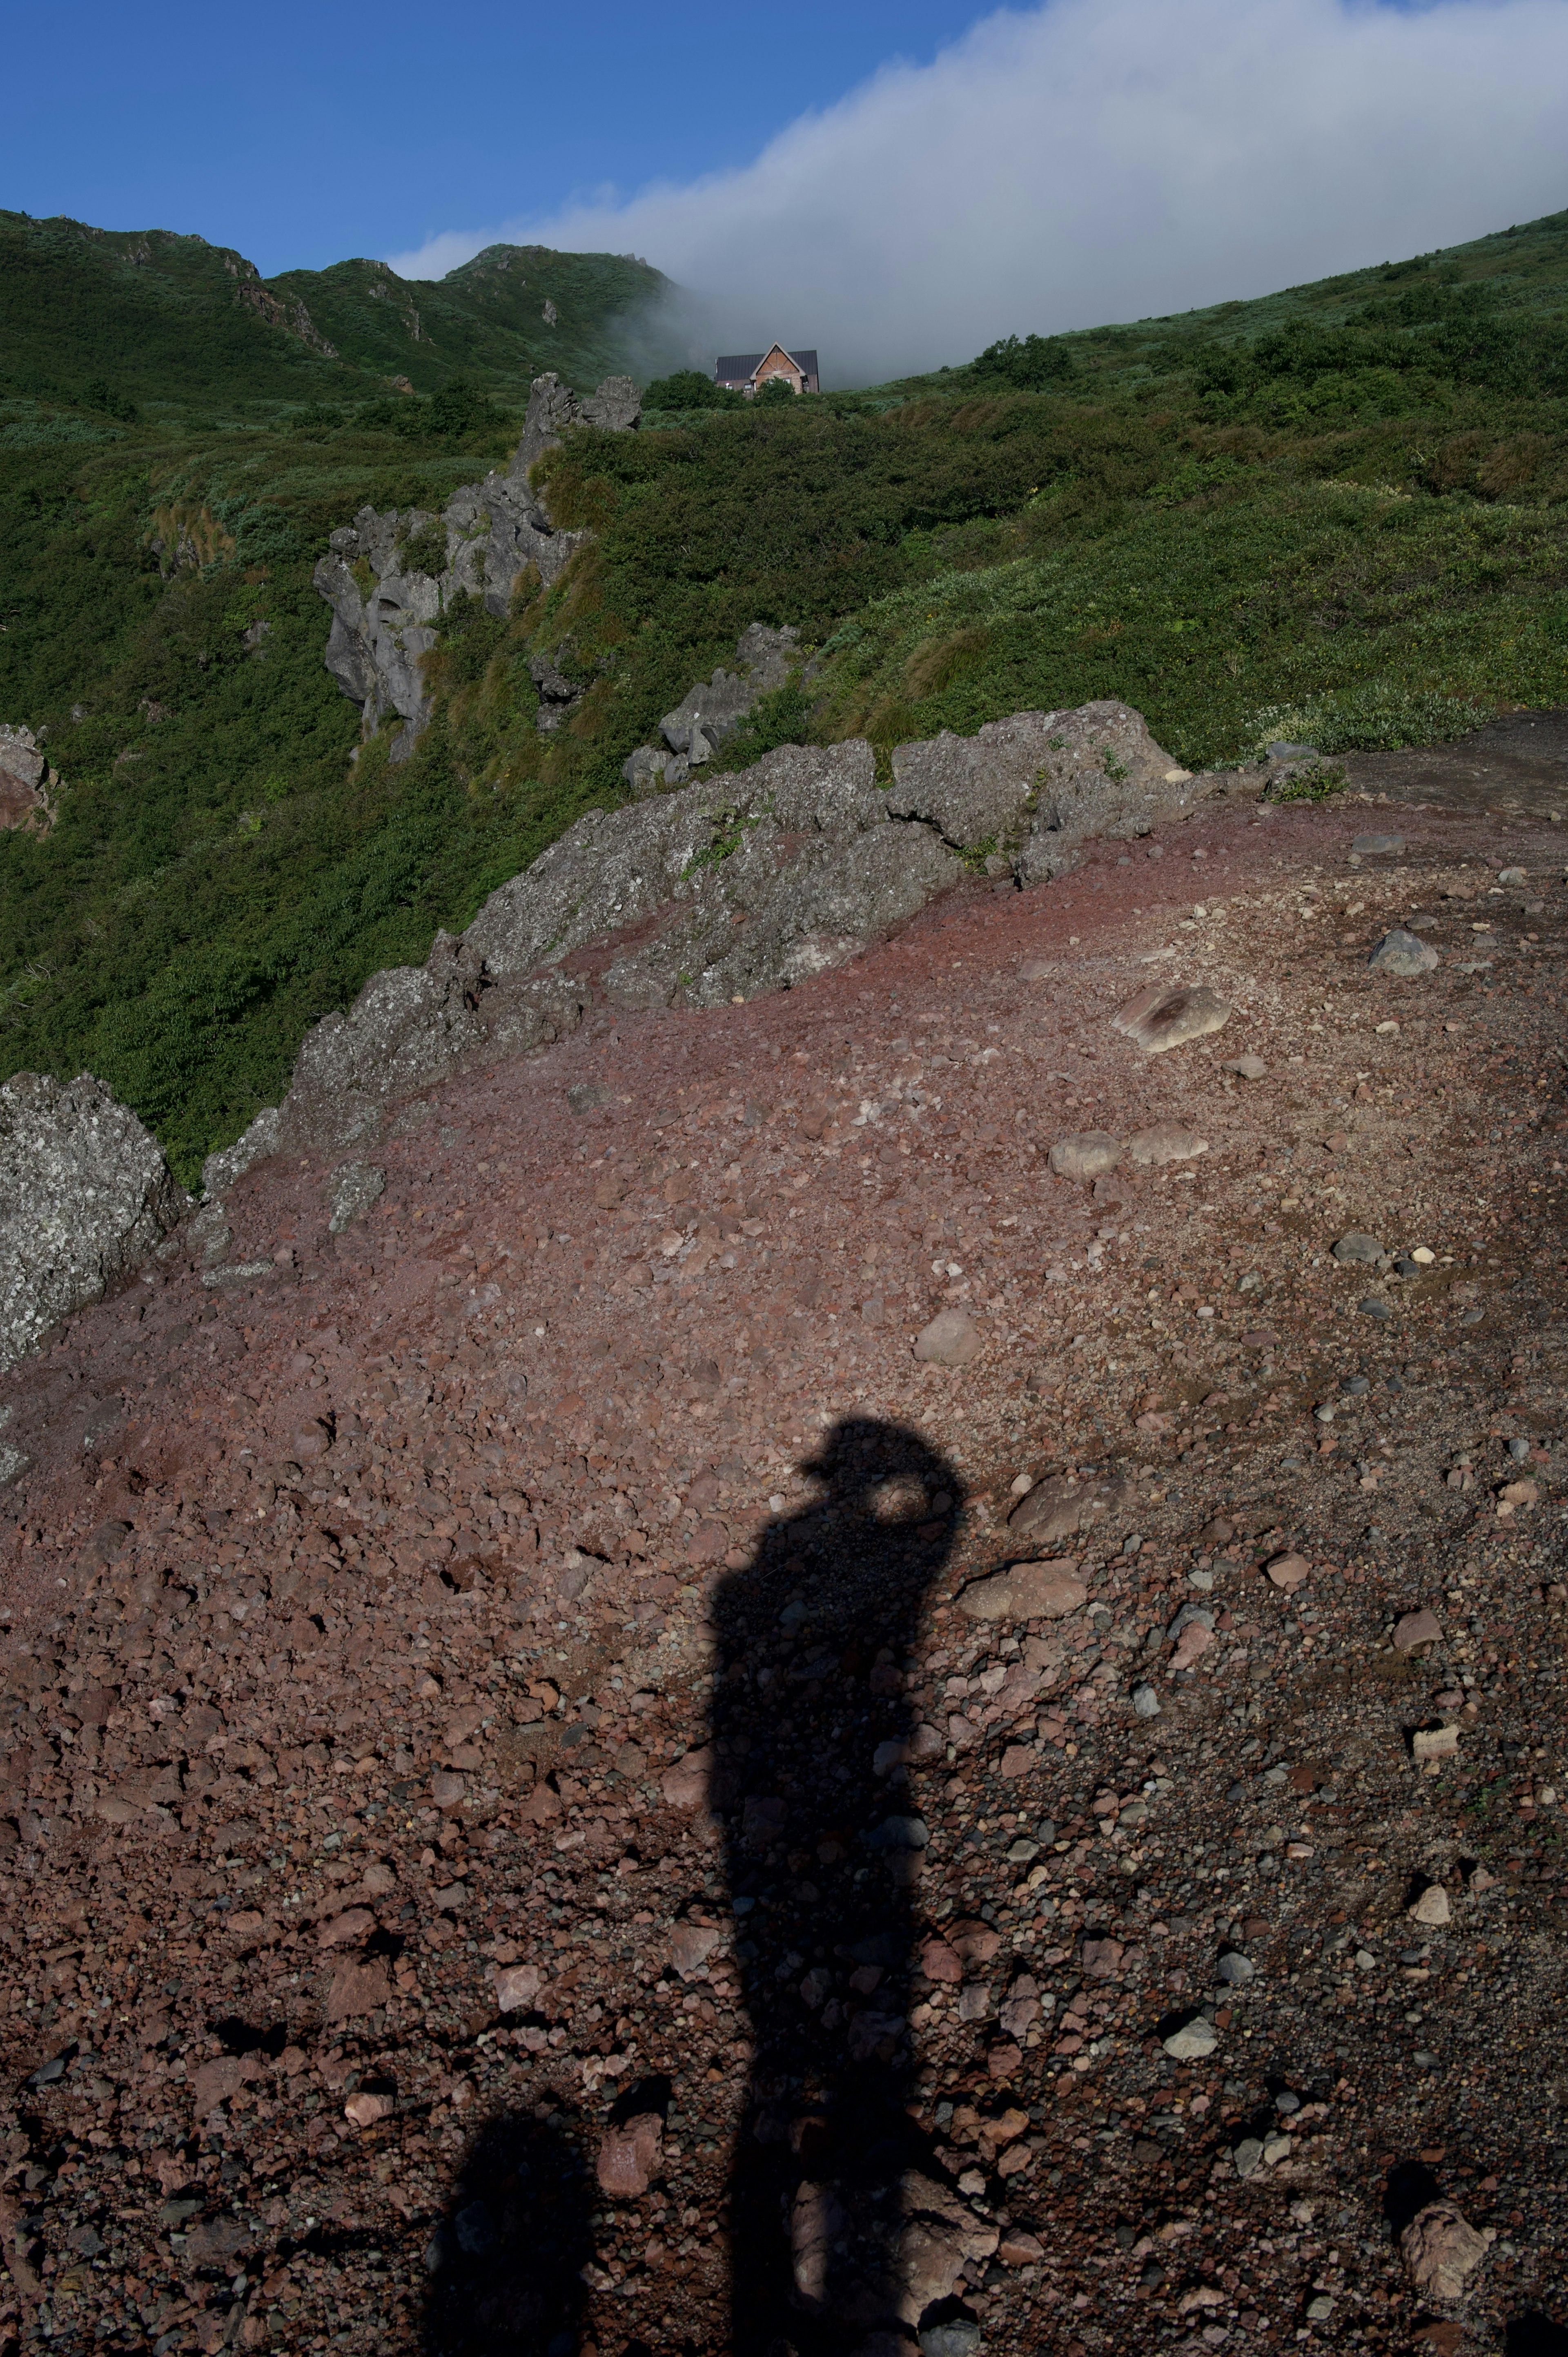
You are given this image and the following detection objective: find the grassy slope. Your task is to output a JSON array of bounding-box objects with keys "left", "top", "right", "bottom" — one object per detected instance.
[
  {"left": 0, "top": 211, "right": 677, "bottom": 420},
  {"left": 2, "top": 207, "right": 1566, "bottom": 1184}
]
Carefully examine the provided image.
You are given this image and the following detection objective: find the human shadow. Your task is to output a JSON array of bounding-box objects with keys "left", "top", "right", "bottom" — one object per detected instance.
[
  {"left": 708, "top": 1416, "right": 963, "bottom": 2354},
  {"left": 420, "top": 2109, "right": 592, "bottom": 2357}
]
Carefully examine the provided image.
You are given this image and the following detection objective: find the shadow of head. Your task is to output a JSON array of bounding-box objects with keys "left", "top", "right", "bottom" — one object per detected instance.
[
  {"left": 421, "top": 2110, "right": 590, "bottom": 2357},
  {"left": 714, "top": 1415, "right": 962, "bottom": 1630}
]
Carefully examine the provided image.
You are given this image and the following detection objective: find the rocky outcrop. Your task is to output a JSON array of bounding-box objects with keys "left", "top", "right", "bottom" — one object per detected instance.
[
  {"left": 200, "top": 699, "right": 1227, "bottom": 1193},
  {"left": 0, "top": 725, "right": 60, "bottom": 835},
  {"left": 517, "top": 370, "right": 640, "bottom": 471},
  {"left": 622, "top": 624, "right": 802, "bottom": 792},
  {"left": 887, "top": 700, "right": 1201, "bottom": 878},
  {"left": 0, "top": 1073, "right": 187, "bottom": 1374},
  {"left": 313, "top": 372, "right": 641, "bottom": 760}
]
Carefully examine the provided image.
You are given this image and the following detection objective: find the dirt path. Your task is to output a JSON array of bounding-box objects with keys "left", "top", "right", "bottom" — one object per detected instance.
[{"left": 1, "top": 772, "right": 1565, "bottom": 2357}]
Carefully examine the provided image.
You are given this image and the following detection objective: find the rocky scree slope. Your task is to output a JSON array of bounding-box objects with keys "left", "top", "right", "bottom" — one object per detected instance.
[{"left": 0, "top": 785, "right": 1564, "bottom": 2357}]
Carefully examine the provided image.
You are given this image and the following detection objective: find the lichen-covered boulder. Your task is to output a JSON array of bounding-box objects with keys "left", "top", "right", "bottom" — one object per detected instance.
[
  {"left": 0, "top": 1073, "right": 187, "bottom": 1372},
  {"left": 887, "top": 700, "right": 1206, "bottom": 878}
]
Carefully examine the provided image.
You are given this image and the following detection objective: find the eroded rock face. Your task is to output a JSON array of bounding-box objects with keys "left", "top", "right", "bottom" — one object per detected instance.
[
  {"left": 314, "top": 372, "right": 640, "bottom": 760},
  {"left": 0, "top": 724, "right": 60, "bottom": 835},
  {"left": 276, "top": 935, "right": 587, "bottom": 1157},
  {"left": 0, "top": 1073, "right": 187, "bottom": 1373},
  {"left": 888, "top": 701, "right": 1206, "bottom": 879},
  {"left": 621, "top": 622, "right": 802, "bottom": 789}
]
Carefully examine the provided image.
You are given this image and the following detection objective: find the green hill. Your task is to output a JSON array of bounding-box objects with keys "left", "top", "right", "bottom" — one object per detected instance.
[
  {"left": 2, "top": 204, "right": 1566, "bottom": 1186},
  {"left": 0, "top": 210, "right": 677, "bottom": 421}
]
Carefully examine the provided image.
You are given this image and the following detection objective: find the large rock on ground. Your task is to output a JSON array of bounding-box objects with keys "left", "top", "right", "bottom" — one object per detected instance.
[
  {"left": 466, "top": 740, "right": 962, "bottom": 1012},
  {"left": 887, "top": 701, "right": 1207, "bottom": 879},
  {"left": 623, "top": 622, "right": 801, "bottom": 788},
  {"left": 0, "top": 1073, "right": 187, "bottom": 1373}
]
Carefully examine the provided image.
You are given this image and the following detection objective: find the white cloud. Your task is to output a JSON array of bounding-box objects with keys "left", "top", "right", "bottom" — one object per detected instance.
[{"left": 384, "top": 0, "right": 1568, "bottom": 385}]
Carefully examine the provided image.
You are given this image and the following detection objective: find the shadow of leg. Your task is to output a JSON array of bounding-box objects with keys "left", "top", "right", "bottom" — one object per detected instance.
[
  {"left": 421, "top": 2109, "right": 591, "bottom": 2357},
  {"left": 711, "top": 1418, "right": 967, "bottom": 2354}
]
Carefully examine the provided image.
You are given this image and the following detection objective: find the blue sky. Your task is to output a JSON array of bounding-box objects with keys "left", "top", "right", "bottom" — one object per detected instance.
[
  {"left": 4, "top": 0, "right": 991, "bottom": 277},
  {"left": 9, "top": 1, "right": 1568, "bottom": 382}
]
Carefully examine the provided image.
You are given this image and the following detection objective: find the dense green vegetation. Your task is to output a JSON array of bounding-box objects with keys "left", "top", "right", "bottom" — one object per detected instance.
[
  {"left": 2, "top": 204, "right": 1567, "bottom": 1184},
  {"left": 0, "top": 210, "right": 678, "bottom": 422}
]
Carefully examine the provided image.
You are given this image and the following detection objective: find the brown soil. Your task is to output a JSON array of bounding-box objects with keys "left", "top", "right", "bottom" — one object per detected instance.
[{"left": 1, "top": 769, "right": 1566, "bottom": 2357}]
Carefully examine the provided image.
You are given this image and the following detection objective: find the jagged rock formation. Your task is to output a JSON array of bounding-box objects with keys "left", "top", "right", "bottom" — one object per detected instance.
[
  {"left": 622, "top": 624, "right": 802, "bottom": 793},
  {"left": 313, "top": 372, "right": 640, "bottom": 760},
  {"left": 0, "top": 725, "right": 60, "bottom": 835},
  {"left": 200, "top": 704, "right": 1223, "bottom": 1197},
  {"left": 0, "top": 1074, "right": 187, "bottom": 1376},
  {"left": 888, "top": 700, "right": 1201, "bottom": 877}
]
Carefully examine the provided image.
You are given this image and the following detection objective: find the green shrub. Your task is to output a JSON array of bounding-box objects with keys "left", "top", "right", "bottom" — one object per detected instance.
[{"left": 642, "top": 368, "right": 742, "bottom": 411}]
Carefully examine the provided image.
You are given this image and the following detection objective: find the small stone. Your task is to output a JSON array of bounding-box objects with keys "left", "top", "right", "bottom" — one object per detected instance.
[
  {"left": 920, "top": 2324, "right": 981, "bottom": 2357},
  {"left": 1262, "top": 2134, "right": 1294, "bottom": 2166},
  {"left": 1412, "top": 1728, "right": 1459, "bottom": 1766},
  {"left": 1126, "top": 1123, "right": 1208, "bottom": 1168},
  {"left": 1232, "top": 2136, "right": 1263, "bottom": 2179},
  {"left": 495, "top": 1963, "right": 543, "bottom": 2012},
  {"left": 957, "top": 1561, "right": 1087, "bottom": 1622},
  {"left": 323, "top": 1954, "right": 393, "bottom": 2023},
  {"left": 344, "top": 2090, "right": 394, "bottom": 2128},
  {"left": 1223, "top": 1055, "right": 1267, "bottom": 1079},
  {"left": 597, "top": 2111, "right": 663, "bottom": 2197},
  {"left": 1048, "top": 1131, "right": 1123, "bottom": 1181},
  {"left": 1132, "top": 1683, "right": 1161, "bottom": 1718},
  {"left": 998, "top": 2230, "right": 1045, "bottom": 2266},
  {"left": 1169, "top": 1619, "right": 1214, "bottom": 1672},
  {"left": 1369, "top": 928, "right": 1440, "bottom": 976},
  {"left": 1401, "top": 2200, "right": 1490, "bottom": 2301},
  {"left": 1411, "top": 1246, "right": 1434, "bottom": 1264},
  {"left": 1352, "top": 833, "right": 1405, "bottom": 856},
  {"left": 1081, "top": 1936, "right": 1125, "bottom": 1979},
  {"left": 1498, "top": 1477, "right": 1539, "bottom": 1508},
  {"left": 327, "top": 1163, "right": 386, "bottom": 1233},
  {"left": 1216, "top": 1951, "right": 1254, "bottom": 1983},
  {"left": 670, "top": 1923, "right": 722, "bottom": 1978},
  {"left": 1112, "top": 981, "right": 1232, "bottom": 1056},
  {"left": 317, "top": 1907, "right": 376, "bottom": 1950},
  {"left": 1331, "top": 1233, "right": 1384, "bottom": 1264},
  {"left": 1498, "top": 866, "right": 1527, "bottom": 886},
  {"left": 662, "top": 1746, "right": 716, "bottom": 1811},
  {"left": 1162, "top": 2013, "right": 1218, "bottom": 2061},
  {"left": 1508, "top": 1436, "right": 1531, "bottom": 1462},
  {"left": 1305, "top": 2293, "right": 1334, "bottom": 2322},
  {"left": 1360, "top": 1297, "right": 1391, "bottom": 1320},
  {"left": 999, "top": 1743, "right": 1036, "bottom": 1779},
  {"left": 1265, "top": 1552, "right": 1310, "bottom": 1593},
  {"left": 1393, "top": 1608, "right": 1443, "bottom": 1653},
  {"left": 914, "top": 1308, "right": 984, "bottom": 1367},
  {"left": 430, "top": 1770, "right": 466, "bottom": 1811}
]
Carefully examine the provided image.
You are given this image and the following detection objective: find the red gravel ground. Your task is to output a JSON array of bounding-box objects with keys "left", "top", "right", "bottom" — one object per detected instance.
[{"left": 2, "top": 771, "right": 1566, "bottom": 2357}]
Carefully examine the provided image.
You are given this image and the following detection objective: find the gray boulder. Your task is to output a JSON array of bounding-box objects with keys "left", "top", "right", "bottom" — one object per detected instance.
[
  {"left": 889, "top": 700, "right": 1208, "bottom": 878},
  {"left": 466, "top": 738, "right": 960, "bottom": 1012},
  {"left": 0, "top": 1073, "right": 187, "bottom": 1373},
  {"left": 659, "top": 623, "right": 800, "bottom": 758},
  {"left": 1369, "top": 928, "right": 1440, "bottom": 977},
  {"left": 0, "top": 724, "right": 60, "bottom": 836}
]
